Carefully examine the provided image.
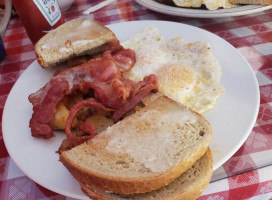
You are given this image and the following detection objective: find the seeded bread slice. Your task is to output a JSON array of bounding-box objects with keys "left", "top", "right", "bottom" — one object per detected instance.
[
  {"left": 80, "top": 148, "right": 213, "bottom": 200},
  {"left": 35, "top": 18, "right": 121, "bottom": 69},
  {"left": 60, "top": 96, "right": 212, "bottom": 194}
]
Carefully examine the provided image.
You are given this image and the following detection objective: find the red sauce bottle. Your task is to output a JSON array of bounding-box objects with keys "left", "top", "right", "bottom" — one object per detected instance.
[{"left": 13, "top": 0, "right": 65, "bottom": 44}]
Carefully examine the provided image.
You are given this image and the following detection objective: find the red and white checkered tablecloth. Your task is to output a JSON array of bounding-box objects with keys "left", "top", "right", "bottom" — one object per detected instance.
[{"left": 1, "top": 0, "right": 272, "bottom": 199}]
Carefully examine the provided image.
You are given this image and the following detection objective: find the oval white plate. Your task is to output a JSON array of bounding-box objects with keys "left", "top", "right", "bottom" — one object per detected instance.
[
  {"left": 2, "top": 20, "right": 260, "bottom": 199},
  {"left": 136, "top": 0, "right": 272, "bottom": 18}
]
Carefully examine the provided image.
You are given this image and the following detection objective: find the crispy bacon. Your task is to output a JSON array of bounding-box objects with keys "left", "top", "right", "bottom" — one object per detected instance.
[
  {"left": 112, "top": 75, "right": 158, "bottom": 122},
  {"left": 65, "top": 98, "right": 112, "bottom": 146},
  {"left": 29, "top": 81, "right": 69, "bottom": 138},
  {"left": 29, "top": 48, "right": 158, "bottom": 143},
  {"left": 65, "top": 74, "right": 158, "bottom": 146}
]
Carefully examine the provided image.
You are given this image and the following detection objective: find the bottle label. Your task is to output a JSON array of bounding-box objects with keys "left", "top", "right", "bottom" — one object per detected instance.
[{"left": 33, "top": 0, "right": 62, "bottom": 26}]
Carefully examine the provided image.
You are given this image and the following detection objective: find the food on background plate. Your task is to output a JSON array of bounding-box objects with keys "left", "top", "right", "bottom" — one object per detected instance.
[
  {"left": 173, "top": 0, "right": 232, "bottom": 10},
  {"left": 156, "top": 0, "right": 176, "bottom": 5},
  {"left": 122, "top": 26, "right": 224, "bottom": 114},
  {"left": 156, "top": 0, "right": 232, "bottom": 10},
  {"left": 156, "top": 0, "right": 271, "bottom": 10},
  {"left": 229, "top": 0, "right": 272, "bottom": 5},
  {"left": 60, "top": 96, "right": 213, "bottom": 197}
]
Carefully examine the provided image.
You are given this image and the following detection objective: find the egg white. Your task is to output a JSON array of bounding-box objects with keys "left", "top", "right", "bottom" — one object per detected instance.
[{"left": 122, "top": 26, "right": 224, "bottom": 114}]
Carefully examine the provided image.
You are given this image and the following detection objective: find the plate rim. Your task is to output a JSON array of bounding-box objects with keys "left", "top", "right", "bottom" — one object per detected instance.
[
  {"left": 135, "top": 0, "right": 272, "bottom": 18},
  {"left": 2, "top": 20, "right": 260, "bottom": 199}
]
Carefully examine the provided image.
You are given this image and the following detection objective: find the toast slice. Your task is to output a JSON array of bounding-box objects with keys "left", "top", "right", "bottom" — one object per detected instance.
[
  {"left": 60, "top": 96, "right": 212, "bottom": 194},
  {"left": 35, "top": 18, "right": 121, "bottom": 69},
  {"left": 80, "top": 148, "right": 213, "bottom": 200}
]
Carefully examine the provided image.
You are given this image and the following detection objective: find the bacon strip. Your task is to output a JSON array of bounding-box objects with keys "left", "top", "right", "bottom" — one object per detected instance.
[
  {"left": 64, "top": 74, "right": 158, "bottom": 145},
  {"left": 65, "top": 98, "right": 112, "bottom": 146},
  {"left": 29, "top": 48, "right": 158, "bottom": 144},
  {"left": 29, "top": 49, "right": 135, "bottom": 139},
  {"left": 29, "top": 81, "right": 69, "bottom": 138},
  {"left": 112, "top": 75, "right": 158, "bottom": 122}
]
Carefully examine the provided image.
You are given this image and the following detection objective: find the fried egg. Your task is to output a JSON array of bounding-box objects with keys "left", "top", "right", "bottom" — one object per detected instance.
[{"left": 122, "top": 26, "right": 224, "bottom": 114}]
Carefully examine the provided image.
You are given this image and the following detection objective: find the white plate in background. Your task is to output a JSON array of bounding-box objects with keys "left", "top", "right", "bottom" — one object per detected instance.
[{"left": 135, "top": 0, "right": 272, "bottom": 18}]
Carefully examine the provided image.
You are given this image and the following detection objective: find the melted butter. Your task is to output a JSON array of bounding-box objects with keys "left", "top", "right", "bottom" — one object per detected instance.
[
  {"left": 41, "top": 19, "right": 109, "bottom": 50},
  {"left": 59, "top": 40, "right": 94, "bottom": 53},
  {"left": 54, "top": 69, "right": 94, "bottom": 90},
  {"left": 92, "top": 100, "right": 197, "bottom": 173}
]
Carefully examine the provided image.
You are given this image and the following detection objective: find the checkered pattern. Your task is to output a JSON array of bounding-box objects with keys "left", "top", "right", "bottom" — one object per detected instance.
[{"left": 1, "top": 0, "right": 272, "bottom": 199}]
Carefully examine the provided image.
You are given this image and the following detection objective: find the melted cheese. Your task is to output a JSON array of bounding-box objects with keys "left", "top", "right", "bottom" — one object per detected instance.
[{"left": 59, "top": 40, "right": 94, "bottom": 53}]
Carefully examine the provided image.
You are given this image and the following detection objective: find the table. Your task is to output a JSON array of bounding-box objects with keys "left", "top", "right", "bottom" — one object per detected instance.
[{"left": 1, "top": 0, "right": 272, "bottom": 199}]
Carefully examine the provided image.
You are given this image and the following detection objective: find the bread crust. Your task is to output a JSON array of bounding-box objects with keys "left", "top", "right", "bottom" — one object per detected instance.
[
  {"left": 79, "top": 148, "right": 213, "bottom": 200},
  {"left": 36, "top": 39, "right": 121, "bottom": 69},
  {"left": 60, "top": 144, "right": 210, "bottom": 194},
  {"left": 60, "top": 96, "right": 213, "bottom": 195}
]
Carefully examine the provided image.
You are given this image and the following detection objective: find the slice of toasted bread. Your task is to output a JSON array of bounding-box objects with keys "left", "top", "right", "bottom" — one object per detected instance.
[
  {"left": 80, "top": 148, "right": 213, "bottom": 200},
  {"left": 60, "top": 96, "right": 212, "bottom": 194},
  {"left": 35, "top": 18, "right": 121, "bottom": 69}
]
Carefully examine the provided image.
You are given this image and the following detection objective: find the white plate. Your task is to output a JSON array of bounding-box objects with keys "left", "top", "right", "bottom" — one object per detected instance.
[
  {"left": 136, "top": 0, "right": 272, "bottom": 18},
  {"left": 2, "top": 21, "right": 260, "bottom": 199}
]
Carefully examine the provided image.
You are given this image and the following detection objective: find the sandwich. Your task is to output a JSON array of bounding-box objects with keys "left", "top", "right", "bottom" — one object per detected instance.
[
  {"left": 60, "top": 96, "right": 213, "bottom": 199},
  {"left": 35, "top": 18, "right": 122, "bottom": 69}
]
